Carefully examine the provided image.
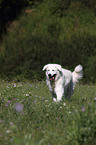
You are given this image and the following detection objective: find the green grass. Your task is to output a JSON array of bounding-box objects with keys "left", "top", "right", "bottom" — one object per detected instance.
[{"left": 0, "top": 80, "right": 96, "bottom": 145}]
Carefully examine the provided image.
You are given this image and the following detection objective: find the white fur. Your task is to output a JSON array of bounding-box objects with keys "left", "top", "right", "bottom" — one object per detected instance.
[{"left": 43, "top": 64, "right": 83, "bottom": 102}]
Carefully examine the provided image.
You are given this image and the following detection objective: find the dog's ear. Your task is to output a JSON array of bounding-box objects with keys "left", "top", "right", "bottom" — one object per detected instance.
[
  {"left": 42, "top": 64, "right": 48, "bottom": 71},
  {"left": 55, "top": 64, "right": 62, "bottom": 72}
]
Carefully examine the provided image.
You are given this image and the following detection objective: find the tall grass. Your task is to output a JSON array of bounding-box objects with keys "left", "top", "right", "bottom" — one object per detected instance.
[{"left": 0, "top": 80, "right": 96, "bottom": 145}]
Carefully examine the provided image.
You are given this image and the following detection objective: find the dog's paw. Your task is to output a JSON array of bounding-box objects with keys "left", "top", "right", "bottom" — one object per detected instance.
[{"left": 53, "top": 98, "right": 57, "bottom": 102}]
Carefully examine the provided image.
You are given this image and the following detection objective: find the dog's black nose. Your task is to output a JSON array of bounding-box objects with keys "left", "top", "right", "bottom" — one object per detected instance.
[{"left": 48, "top": 74, "right": 51, "bottom": 78}]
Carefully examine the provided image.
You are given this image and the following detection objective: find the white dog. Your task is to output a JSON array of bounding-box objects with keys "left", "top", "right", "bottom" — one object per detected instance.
[{"left": 43, "top": 64, "right": 83, "bottom": 102}]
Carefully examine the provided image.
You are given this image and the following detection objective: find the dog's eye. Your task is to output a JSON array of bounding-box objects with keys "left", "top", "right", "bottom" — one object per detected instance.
[{"left": 52, "top": 70, "right": 54, "bottom": 71}]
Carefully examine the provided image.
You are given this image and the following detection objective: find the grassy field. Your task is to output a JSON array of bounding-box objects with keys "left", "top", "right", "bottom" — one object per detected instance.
[{"left": 0, "top": 80, "right": 96, "bottom": 145}]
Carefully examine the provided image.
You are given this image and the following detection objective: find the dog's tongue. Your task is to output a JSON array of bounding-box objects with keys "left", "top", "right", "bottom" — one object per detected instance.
[{"left": 50, "top": 77, "right": 54, "bottom": 80}]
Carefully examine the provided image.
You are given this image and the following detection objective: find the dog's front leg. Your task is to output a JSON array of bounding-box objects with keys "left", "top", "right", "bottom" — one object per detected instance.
[
  {"left": 50, "top": 91, "right": 57, "bottom": 102},
  {"left": 55, "top": 88, "right": 64, "bottom": 102},
  {"left": 56, "top": 92, "right": 63, "bottom": 101}
]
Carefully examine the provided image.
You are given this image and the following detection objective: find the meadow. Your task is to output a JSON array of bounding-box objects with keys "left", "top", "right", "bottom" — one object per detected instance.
[
  {"left": 0, "top": 1, "right": 96, "bottom": 144},
  {"left": 0, "top": 80, "right": 96, "bottom": 145}
]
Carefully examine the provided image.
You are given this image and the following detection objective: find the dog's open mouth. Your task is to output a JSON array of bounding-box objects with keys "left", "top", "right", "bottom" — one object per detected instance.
[{"left": 49, "top": 74, "right": 56, "bottom": 80}]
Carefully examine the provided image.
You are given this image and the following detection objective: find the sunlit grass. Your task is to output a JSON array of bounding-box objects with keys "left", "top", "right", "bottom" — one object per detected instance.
[{"left": 0, "top": 80, "right": 96, "bottom": 145}]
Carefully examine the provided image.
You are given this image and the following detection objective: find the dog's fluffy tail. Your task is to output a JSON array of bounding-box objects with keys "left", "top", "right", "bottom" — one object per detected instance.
[{"left": 72, "top": 65, "right": 83, "bottom": 85}]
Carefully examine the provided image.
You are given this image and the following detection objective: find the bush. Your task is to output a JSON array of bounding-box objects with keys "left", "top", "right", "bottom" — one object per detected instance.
[{"left": 0, "top": 0, "right": 96, "bottom": 83}]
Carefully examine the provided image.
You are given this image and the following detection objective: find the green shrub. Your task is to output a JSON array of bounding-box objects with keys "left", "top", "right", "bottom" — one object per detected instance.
[{"left": 0, "top": 0, "right": 96, "bottom": 83}]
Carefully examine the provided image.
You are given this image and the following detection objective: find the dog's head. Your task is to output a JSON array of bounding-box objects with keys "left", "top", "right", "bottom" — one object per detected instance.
[{"left": 42, "top": 64, "right": 62, "bottom": 81}]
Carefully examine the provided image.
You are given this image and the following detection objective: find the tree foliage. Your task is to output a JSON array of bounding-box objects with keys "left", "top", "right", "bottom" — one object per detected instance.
[{"left": 0, "top": 0, "right": 96, "bottom": 82}]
